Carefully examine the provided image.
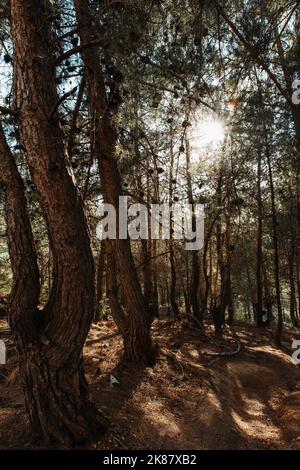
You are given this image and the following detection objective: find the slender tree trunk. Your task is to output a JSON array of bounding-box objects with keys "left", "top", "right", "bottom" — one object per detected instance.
[
  {"left": 95, "top": 239, "right": 106, "bottom": 321},
  {"left": 10, "top": 0, "right": 104, "bottom": 445},
  {"left": 214, "top": 173, "right": 225, "bottom": 335},
  {"left": 288, "top": 214, "right": 298, "bottom": 327},
  {"left": 246, "top": 266, "right": 254, "bottom": 322},
  {"left": 185, "top": 138, "right": 201, "bottom": 322},
  {"left": 264, "top": 125, "right": 283, "bottom": 345},
  {"left": 208, "top": 240, "right": 213, "bottom": 312},
  {"left": 151, "top": 239, "right": 159, "bottom": 317},
  {"left": 74, "top": 0, "right": 154, "bottom": 364},
  {"left": 263, "top": 264, "right": 273, "bottom": 324},
  {"left": 136, "top": 141, "right": 153, "bottom": 315},
  {"left": 223, "top": 208, "right": 233, "bottom": 326},
  {"left": 169, "top": 135, "right": 180, "bottom": 319},
  {"left": 255, "top": 80, "right": 283, "bottom": 344},
  {"left": 141, "top": 238, "right": 152, "bottom": 310},
  {"left": 256, "top": 150, "right": 264, "bottom": 326},
  {"left": 105, "top": 241, "right": 127, "bottom": 336},
  {"left": 289, "top": 246, "right": 298, "bottom": 327},
  {"left": 169, "top": 241, "right": 180, "bottom": 318}
]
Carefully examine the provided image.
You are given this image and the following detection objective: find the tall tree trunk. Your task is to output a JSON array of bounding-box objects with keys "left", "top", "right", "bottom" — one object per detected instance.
[
  {"left": 221, "top": 214, "right": 232, "bottom": 325},
  {"left": 289, "top": 242, "right": 298, "bottom": 327},
  {"left": 185, "top": 138, "right": 201, "bottom": 322},
  {"left": 74, "top": 0, "right": 154, "bottom": 364},
  {"left": 256, "top": 150, "right": 264, "bottom": 326},
  {"left": 288, "top": 203, "right": 298, "bottom": 327},
  {"left": 214, "top": 173, "right": 225, "bottom": 336},
  {"left": 255, "top": 79, "right": 283, "bottom": 345},
  {"left": 151, "top": 239, "right": 159, "bottom": 317},
  {"left": 169, "top": 135, "right": 180, "bottom": 319},
  {"left": 10, "top": 0, "right": 104, "bottom": 445},
  {"left": 263, "top": 263, "right": 273, "bottom": 324},
  {"left": 169, "top": 240, "right": 180, "bottom": 318},
  {"left": 137, "top": 169, "right": 153, "bottom": 315},
  {"left": 263, "top": 122, "right": 283, "bottom": 345}
]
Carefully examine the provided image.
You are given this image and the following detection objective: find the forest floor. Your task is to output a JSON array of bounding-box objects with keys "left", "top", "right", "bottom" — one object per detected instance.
[{"left": 0, "top": 317, "right": 299, "bottom": 450}]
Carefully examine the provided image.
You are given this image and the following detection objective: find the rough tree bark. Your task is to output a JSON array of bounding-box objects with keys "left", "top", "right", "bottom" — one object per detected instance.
[
  {"left": 0, "top": 123, "right": 40, "bottom": 338},
  {"left": 74, "top": 0, "right": 155, "bottom": 364},
  {"left": 10, "top": 0, "right": 105, "bottom": 445}
]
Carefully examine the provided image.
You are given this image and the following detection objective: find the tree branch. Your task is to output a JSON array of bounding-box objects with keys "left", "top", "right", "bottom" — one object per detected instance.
[
  {"left": 214, "top": 0, "right": 293, "bottom": 107},
  {"left": 55, "top": 37, "right": 118, "bottom": 65},
  {"left": 48, "top": 86, "right": 78, "bottom": 121}
]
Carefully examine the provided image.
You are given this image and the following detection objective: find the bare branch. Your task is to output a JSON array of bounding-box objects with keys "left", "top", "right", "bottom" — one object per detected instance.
[
  {"left": 55, "top": 37, "right": 120, "bottom": 65},
  {"left": 48, "top": 86, "right": 78, "bottom": 121}
]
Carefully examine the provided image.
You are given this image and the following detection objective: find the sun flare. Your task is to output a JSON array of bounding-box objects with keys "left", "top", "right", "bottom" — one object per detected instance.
[
  {"left": 198, "top": 119, "right": 225, "bottom": 147},
  {"left": 191, "top": 118, "right": 225, "bottom": 149},
  {"left": 188, "top": 117, "right": 225, "bottom": 165}
]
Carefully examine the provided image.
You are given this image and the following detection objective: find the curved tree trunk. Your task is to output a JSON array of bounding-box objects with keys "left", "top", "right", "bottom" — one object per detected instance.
[
  {"left": 10, "top": 0, "right": 105, "bottom": 445},
  {"left": 0, "top": 123, "right": 40, "bottom": 338},
  {"left": 74, "top": 0, "right": 154, "bottom": 364}
]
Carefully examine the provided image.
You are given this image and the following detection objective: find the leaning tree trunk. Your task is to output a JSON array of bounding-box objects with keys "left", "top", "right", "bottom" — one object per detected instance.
[
  {"left": 0, "top": 123, "right": 40, "bottom": 339},
  {"left": 10, "top": 0, "right": 105, "bottom": 445},
  {"left": 74, "top": 0, "right": 154, "bottom": 364}
]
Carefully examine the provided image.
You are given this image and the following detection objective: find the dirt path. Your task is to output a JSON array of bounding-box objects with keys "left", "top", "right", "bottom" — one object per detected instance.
[{"left": 0, "top": 319, "right": 299, "bottom": 449}]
